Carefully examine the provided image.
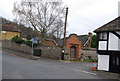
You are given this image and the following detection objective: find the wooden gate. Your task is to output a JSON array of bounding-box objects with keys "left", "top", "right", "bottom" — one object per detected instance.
[{"left": 33, "top": 49, "right": 42, "bottom": 56}]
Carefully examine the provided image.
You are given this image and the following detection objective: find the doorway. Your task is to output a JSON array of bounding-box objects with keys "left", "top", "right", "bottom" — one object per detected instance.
[
  {"left": 70, "top": 46, "right": 76, "bottom": 58},
  {"left": 109, "top": 52, "right": 120, "bottom": 73}
]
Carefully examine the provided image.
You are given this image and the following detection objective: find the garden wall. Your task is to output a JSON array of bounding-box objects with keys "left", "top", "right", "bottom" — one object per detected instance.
[
  {"left": 80, "top": 49, "right": 98, "bottom": 60},
  {"left": 2, "top": 40, "right": 32, "bottom": 54},
  {"left": 34, "top": 46, "right": 61, "bottom": 59}
]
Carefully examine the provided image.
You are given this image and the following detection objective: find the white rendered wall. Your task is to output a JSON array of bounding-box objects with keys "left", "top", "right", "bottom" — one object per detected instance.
[
  {"left": 119, "top": 38, "right": 120, "bottom": 50},
  {"left": 108, "top": 32, "right": 119, "bottom": 50},
  {"left": 117, "top": 31, "right": 120, "bottom": 50},
  {"left": 98, "top": 55, "right": 109, "bottom": 71},
  {"left": 98, "top": 41, "right": 107, "bottom": 50},
  {"left": 117, "top": 31, "right": 120, "bottom": 35}
]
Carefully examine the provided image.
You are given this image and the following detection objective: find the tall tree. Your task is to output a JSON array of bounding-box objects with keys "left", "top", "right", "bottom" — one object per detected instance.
[
  {"left": 90, "top": 35, "right": 97, "bottom": 48},
  {"left": 13, "top": 0, "right": 65, "bottom": 40}
]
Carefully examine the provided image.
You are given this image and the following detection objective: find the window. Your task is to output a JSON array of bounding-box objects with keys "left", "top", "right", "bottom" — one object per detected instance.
[
  {"left": 99, "top": 32, "right": 107, "bottom": 40},
  {"left": 112, "top": 56, "right": 119, "bottom": 65},
  {"left": 2, "top": 31, "right": 6, "bottom": 33},
  {"left": 116, "top": 56, "right": 119, "bottom": 65},
  {"left": 112, "top": 56, "right": 116, "bottom": 65}
]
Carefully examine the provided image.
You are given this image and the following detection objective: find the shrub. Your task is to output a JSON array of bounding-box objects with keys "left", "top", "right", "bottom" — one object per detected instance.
[
  {"left": 23, "top": 40, "right": 41, "bottom": 47},
  {"left": 70, "top": 59, "right": 80, "bottom": 61},
  {"left": 34, "top": 42, "right": 41, "bottom": 47},
  {"left": 91, "top": 35, "right": 97, "bottom": 48},
  {"left": 23, "top": 40, "right": 32, "bottom": 46},
  {"left": 11, "top": 36, "right": 41, "bottom": 47},
  {"left": 83, "top": 59, "right": 98, "bottom": 62},
  {"left": 11, "top": 36, "right": 24, "bottom": 44}
]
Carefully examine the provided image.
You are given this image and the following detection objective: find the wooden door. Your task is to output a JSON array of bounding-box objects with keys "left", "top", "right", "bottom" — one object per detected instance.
[{"left": 70, "top": 46, "right": 76, "bottom": 58}]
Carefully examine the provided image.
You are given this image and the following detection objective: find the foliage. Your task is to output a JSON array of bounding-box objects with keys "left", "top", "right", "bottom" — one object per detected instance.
[
  {"left": 13, "top": 0, "right": 65, "bottom": 39},
  {"left": 11, "top": 36, "right": 41, "bottom": 47},
  {"left": 70, "top": 59, "right": 80, "bottom": 61},
  {"left": 83, "top": 59, "right": 98, "bottom": 62},
  {"left": 18, "top": 25, "right": 40, "bottom": 40},
  {"left": 23, "top": 40, "right": 41, "bottom": 47},
  {"left": 23, "top": 40, "right": 32, "bottom": 46},
  {"left": 67, "top": 58, "right": 98, "bottom": 62},
  {"left": 33, "top": 42, "right": 41, "bottom": 47},
  {"left": 91, "top": 35, "right": 97, "bottom": 48},
  {"left": 11, "top": 35, "right": 24, "bottom": 44}
]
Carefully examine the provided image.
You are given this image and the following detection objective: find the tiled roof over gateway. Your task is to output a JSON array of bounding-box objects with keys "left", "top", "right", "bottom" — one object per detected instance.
[{"left": 94, "top": 16, "right": 120, "bottom": 33}]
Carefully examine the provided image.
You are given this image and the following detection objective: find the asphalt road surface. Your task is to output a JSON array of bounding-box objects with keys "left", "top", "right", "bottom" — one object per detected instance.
[{"left": 2, "top": 51, "right": 109, "bottom": 79}]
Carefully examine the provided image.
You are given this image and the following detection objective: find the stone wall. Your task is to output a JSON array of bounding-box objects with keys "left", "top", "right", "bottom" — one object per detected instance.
[
  {"left": 2, "top": 40, "right": 98, "bottom": 60},
  {"left": 35, "top": 46, "right": 61, "bottom": 59},
  {"left": 2, "top": 40, "right": 61, "bottom": 59},
  {"left": 80, "top": 49, "right": 98, "bottom": 60},
  {"left": 2, "top": 40, "right": 32, "bottom": 54}
]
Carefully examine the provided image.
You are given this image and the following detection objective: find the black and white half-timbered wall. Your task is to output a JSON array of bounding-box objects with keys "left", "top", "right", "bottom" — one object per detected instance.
[{"left": 94, "top": 17, "right": 120, "bottom": 73}]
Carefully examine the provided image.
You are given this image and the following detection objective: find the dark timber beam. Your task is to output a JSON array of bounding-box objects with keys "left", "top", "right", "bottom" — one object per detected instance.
[{"left": 111, "top": 31, "right": 120, "bottom": 39}]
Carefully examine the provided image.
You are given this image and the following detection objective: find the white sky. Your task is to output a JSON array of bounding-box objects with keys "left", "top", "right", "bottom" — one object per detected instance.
[{"left": 0, "top": 0, "right": 120, "bottom": 36}]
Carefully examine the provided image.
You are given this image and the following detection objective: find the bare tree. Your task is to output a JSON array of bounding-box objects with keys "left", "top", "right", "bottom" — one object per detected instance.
[{"left": 13, "top": 0, "right": 65, "bottom": 41}]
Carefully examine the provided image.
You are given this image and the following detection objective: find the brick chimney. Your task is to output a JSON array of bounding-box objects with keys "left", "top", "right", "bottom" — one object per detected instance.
[
  {"left": 88, "top": 32, "right": 92, "bottom": 48},
  {"left": 88, "top": 32, "right": 92, "bottom": 42}
]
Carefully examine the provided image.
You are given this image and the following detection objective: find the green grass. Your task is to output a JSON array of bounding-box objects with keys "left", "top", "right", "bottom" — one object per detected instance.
[{"left": 64, "top": 58, "right": 98, "bottom": 62}]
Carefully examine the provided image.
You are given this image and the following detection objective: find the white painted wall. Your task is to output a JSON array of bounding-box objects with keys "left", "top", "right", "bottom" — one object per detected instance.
[
  {"left": 98, "top": 41, "right": 107, "bottom": 50},
  {"left": 108, "top": 32, "right": 119, "bottom": 50},
  {"left": 117, "top": 31, "right": 120, "bottom": 50},
  {"left": 119, "top": 38, "right": 120, "bottom": 50},
  {"left": 117, "top": 31, "right": 120, "bottom": 35},
  {"left": 98, "top": 55, "right": 109, "bottom": 71}
]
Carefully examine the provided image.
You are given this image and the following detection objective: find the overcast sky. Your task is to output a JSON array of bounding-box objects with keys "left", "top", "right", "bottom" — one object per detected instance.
[{"left": 0, "top": 0, "right": 120, "bottom": 36}]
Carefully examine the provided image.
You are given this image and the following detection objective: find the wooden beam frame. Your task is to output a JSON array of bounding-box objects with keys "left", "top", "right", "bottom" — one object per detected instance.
[{"left": 111, "top": 31, "right": 120, "bottom": 39}]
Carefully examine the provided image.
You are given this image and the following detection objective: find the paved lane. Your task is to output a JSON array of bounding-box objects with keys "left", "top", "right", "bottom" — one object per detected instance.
[{"left": 2, "top": 52, "right": 105, "bottom": 79}]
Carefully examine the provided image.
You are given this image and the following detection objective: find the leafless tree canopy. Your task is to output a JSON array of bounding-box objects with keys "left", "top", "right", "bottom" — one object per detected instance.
[{"left": 13, "top": 0, "right": 65, "bottom": 40}]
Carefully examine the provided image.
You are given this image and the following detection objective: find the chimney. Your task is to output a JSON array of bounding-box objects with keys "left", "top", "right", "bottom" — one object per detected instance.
[
  {"left": 88, "top": 32, "right": 92, "bottom": 41},
  {"left": 88, "top": 32, "right": 92, "bottom": 48}
]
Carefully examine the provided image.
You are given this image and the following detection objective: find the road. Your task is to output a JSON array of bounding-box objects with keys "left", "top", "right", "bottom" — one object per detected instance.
[{"left": 2, "top": 51, "right": 108, "bottom": 79}]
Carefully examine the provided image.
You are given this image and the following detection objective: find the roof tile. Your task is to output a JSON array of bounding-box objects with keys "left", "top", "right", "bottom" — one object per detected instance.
[{"left": 94, "top": 16, "right": 120, "bottom": 32}]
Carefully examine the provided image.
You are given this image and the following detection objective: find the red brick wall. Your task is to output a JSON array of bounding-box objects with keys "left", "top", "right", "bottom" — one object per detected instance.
[
  {"left": 65, "top": 34, "right": 82, "bottom": 59},
  {"left": 43, "top": 40, "right": 56, "bottom": 47}
]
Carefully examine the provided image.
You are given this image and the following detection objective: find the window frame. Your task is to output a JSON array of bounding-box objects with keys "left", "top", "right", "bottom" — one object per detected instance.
[{"left": 98, "top": 32, "right": 108, "bottom": 41}]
